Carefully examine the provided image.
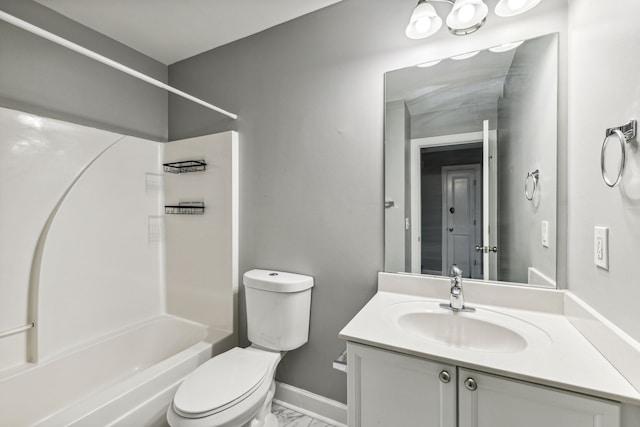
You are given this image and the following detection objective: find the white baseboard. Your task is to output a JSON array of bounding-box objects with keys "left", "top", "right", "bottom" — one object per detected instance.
[{"left": 274, "top": 382, "right": 347, "bottom": 427}]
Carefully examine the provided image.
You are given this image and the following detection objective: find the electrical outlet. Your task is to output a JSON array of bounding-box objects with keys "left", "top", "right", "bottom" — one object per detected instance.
[
  {"left": 594, "top": 226, "right": 609, "bottom": 270},
  {"left": 148, "top": 215, "right": 164, "bottom": 247},
  {"left": 541, "top": 221, "right": 549, "bottom": 248}
]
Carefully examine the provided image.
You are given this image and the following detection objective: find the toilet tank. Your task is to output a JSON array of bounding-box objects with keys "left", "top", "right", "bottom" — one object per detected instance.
[{"left": 243, "top": 269, "right": 314, "bottom": 351}]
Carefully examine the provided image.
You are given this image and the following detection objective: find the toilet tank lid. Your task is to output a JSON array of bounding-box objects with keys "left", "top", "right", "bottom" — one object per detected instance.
[{"left": 243, "top": 269, "right": 314, "bottom": 292}]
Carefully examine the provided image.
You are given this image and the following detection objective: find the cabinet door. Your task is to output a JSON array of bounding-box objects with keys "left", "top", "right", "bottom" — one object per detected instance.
[
  {"left": 347, "top": 342, "right": 456, "bottom": 427},
  {"left": 458, "top": 368, "right": 621, "bottom": 427}
]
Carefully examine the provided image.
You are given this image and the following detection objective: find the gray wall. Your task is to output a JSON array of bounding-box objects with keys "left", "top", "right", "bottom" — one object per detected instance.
[
  {"left": 169, "top": 0, "right": 568, "bottom": 403},
  {"left": 0, "top": 0, "right": 168, "bottom": 141},
  {"left": 567, "top": 0, "right": 640, "bottom": 342},
  {"left": 384, "top": 100, "right": 409, "bottom": 273},
  {"left": 497, "top": 35, "right": 558, "bottom": 283}
]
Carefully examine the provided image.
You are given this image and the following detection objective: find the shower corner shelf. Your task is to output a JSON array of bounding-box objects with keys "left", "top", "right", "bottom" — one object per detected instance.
[
  {"left": 165, "top": 202, "right": 205, "bottom": 215},
  {"left": 163, "top": 160, "right": 207, "bottom": 174}
]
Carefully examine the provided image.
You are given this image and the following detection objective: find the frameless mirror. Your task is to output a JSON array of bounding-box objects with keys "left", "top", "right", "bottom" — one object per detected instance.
[{"left": 384, "top": 33, "right": 558, "bottom": 288}]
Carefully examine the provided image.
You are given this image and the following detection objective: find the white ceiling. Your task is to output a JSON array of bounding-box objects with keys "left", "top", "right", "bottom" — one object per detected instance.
[
  {"left": 34, "top": 0, "right": 343, "bottom": 65},
  {"left": 385, "top": 48, "right": 517, "bottom": 117}
]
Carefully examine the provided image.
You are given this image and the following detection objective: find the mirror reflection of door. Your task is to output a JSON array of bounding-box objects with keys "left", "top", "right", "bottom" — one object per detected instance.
[
  {"left": 419, "top": 143, "right": 483, "bottom": 279},
  {"left": 442, "top": 165, "right": 482, "bottom": 279},
  {"left": 483, "top": 120, "right": 498, "bottom": 280},
  {"left": 410, "top": 125, "right": 498, "bottom": 279}
]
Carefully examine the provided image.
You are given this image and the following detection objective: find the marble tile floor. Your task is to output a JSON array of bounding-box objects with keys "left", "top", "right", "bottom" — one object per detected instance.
[{"left": 272, "top": 403, "right": 335, "bottom": 427}]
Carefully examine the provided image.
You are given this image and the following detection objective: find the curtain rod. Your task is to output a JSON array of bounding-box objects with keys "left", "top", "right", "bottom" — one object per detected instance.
[{"left": 0, "top": 10, "right": 238, "bottom": 120}]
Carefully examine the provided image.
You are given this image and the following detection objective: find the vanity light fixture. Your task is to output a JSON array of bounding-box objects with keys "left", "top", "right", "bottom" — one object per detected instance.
[
  {"left": 446, "top": 0, "right": 488, "bottom": 35},
  {"left": 405, "top": 0, "right": 443, "bottom": 39},
  {"left": 406, "top": 0, "right": 542, "bottom": 39}
]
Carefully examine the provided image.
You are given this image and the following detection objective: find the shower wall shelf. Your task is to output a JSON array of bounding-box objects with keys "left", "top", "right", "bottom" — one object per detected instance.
[
  {"left": 165, "top": 202, "right": 205, "bottom": 215},
  {"left": 163, "top": 160, "right": 207, "bottom": 174}
]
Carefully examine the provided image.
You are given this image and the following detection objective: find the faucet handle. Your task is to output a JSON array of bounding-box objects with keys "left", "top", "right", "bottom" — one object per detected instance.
[{"left": 449, "top": 265, "right": 462, "bottom": 278}]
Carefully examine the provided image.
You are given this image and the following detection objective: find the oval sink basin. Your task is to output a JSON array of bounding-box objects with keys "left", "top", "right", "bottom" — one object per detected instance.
[
  {"left": 384, "top": 301, "right": 550, "bottom": 353},
  {"left": 397, "top": 312, "right": 526, "bottom": 352}
]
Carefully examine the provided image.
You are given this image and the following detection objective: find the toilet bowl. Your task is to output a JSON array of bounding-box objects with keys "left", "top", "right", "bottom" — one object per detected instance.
[
  {"left": 167, "top": 270, "right": 314, "bottom": 427},
  {"left": 167, "top": 347, "right": 281, "bottom": 427}
]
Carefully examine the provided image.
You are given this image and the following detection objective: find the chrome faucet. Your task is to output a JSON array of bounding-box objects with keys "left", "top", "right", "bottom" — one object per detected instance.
[{"left": 440, "top": 265, "right": 475, "bottom": 312}]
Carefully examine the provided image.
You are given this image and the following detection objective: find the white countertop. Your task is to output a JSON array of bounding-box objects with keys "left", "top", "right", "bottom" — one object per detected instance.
[{"left": 339, "top": 274, "right": 640, "bottom": 405}]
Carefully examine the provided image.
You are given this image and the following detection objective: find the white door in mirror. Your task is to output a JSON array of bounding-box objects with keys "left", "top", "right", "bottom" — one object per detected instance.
[{"left": 594, "top": 226, "right": 609, "bottom": 270}]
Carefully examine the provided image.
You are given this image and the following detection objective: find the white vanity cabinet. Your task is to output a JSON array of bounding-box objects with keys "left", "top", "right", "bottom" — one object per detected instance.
[
  {"left": 347, "top": 342, "right": 621, "bottom": 427},
  {"left": 458, "top": 368, "right": 621, "bottom": 427},
  {"left": 347, "top": 342, "right": 457, "bottom": 427}
]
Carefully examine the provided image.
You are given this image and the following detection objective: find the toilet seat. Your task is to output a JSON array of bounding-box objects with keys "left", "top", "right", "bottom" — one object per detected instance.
[
  {"left": 168, "top": 347, "right": 282, "bottom": 427},
  {"left": 173, "top": 347, "right": 271, "bottom": 418}
]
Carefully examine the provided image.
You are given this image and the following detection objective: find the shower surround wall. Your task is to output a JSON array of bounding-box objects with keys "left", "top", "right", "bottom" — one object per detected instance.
[
  {"left": 0, "top": 0, "right": 174, "bottom": 372},
  {"left": 0, "top": 105, "right": 238, "bottom": 378},
  {"left": 0, "top": 1, "right": 240, "bottom": 381},
  {"left": 36, "top": 136, "right": 165, "bottom": 361},
  {"left": 0, "top": 107, "right": 164, "bottom": 369},
  {"left": 163, "top": 132, "right": 239, "bottom": 348}
]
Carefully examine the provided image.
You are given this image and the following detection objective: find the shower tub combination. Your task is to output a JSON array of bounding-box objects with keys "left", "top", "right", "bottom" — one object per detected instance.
[{"left": 0, "top": 315, "right": 225, "bottom": 426}]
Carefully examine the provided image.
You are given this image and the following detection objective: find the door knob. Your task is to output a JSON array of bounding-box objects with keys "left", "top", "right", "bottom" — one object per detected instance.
[
  {"left": 475, "top": 246, "right": 499, "bottom": 253},
  {"left": 464, "top": 377, "right": 477, "bottom": 391},
  {"left": 439, "top": 370, "right": 451, "bottom": 384},
  {"left": 449, "top": 227, "right": 454, "bottom": 232},
  {"left": 449, "top": 207, "right": 455, "bottom": 214}
]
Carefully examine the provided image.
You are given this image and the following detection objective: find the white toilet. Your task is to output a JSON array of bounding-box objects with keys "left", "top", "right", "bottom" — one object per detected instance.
[{"left": 167, "top": 269, "right": 314, "bottom": 427}]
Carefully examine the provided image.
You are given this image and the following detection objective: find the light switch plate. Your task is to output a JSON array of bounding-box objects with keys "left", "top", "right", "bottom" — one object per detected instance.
[
  {"left": 541, "top": 221, "right": 549, "bottom": 248},
  {"left": 594, "top": 226, "right": 609, "bottom": 270}
]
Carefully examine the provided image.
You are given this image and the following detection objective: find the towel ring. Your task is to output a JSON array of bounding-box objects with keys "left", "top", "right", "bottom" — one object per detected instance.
[
  {"left": 601, "top": 129, "right": 626, "bottom": 187},
  {"left": 525, "top": 169, "right": 539, "bottom": 201},
  {"left": 601, "top": 120, "right": 636, "bottom": 188}
]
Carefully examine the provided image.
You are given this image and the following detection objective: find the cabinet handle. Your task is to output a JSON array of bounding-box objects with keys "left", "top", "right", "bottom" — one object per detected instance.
[
  {"left": 439, "top": 370, "right": 451, "bottom": 383},
  {"left": 464, "top": 377, "right": 477, "bottom": 391}
]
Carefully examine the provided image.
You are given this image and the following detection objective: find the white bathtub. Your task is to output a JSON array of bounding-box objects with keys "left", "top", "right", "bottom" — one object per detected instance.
[{"left": 0, "top": 315, "right": 227, "bottom": 426}]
